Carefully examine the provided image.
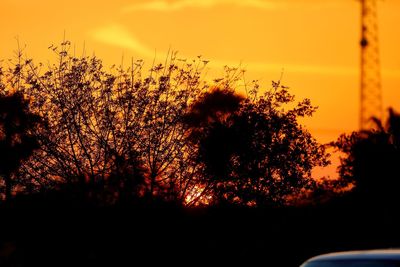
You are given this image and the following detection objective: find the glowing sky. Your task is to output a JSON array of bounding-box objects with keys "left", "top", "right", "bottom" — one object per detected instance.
[{"left": 1, "top": 0, "right": 400, "bottom": 177}]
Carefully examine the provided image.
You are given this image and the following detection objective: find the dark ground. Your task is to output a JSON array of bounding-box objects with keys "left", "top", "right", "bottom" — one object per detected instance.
[{"left": 1, "top": 193, "right": 400, "bottom": 267}]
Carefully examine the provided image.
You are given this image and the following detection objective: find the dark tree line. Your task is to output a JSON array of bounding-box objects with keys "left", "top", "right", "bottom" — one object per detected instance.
[
  {"left": 2, "top": 41, "right": 398, "bottom": 210},
  {"left": 0, "top": 42, "right": 330, "bottom": 206}
]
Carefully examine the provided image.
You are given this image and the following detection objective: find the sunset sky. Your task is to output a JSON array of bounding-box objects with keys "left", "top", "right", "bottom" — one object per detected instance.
[{"left": 1, "top": 0, "right": 400, "bottom": 177}]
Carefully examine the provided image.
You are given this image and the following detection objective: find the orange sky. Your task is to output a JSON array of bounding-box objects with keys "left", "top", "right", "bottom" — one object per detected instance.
[{"left": 1, "top": 0, "right": 400, "bottom": 178}]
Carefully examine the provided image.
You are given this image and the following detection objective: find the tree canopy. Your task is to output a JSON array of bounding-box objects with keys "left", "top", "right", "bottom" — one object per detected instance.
[
  {"left": 0, "top": 42, "right": 330, "bottom": 206},
  {"left": 332, "top": 108, "right": 400, "bottom": 206},
  {"left": 185, "top": 82, "right": 330, "bottom": 206}
]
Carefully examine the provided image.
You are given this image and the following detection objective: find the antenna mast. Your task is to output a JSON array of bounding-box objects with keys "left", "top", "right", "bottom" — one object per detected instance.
[{"left": 360, "top": 0, "right": 383, "bottom": 130}]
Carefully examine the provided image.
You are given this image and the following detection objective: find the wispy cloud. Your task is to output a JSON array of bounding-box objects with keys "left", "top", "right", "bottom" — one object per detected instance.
[
  {"left": 90, "top": 24, "right": 155, "bottom": 58},
  {"left": 121, "top": 0, "right": 279, "bottom": 13}
]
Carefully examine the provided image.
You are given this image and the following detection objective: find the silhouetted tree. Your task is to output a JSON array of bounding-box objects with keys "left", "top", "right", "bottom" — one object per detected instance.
[
  {"left": 7, "top": 42, "right": 211, "bottom": 204},
  {"left": 332, "top": 108, "right": 400, "bottom": 207},
  {"left": 185, "top": 81, "right": 330, "bottom": 206},
  {"left": 1, "top": 41, "right": 331, "bottom": 207},
  {"left": 0, "top": 92, "right": 41, "bottom": 200}
]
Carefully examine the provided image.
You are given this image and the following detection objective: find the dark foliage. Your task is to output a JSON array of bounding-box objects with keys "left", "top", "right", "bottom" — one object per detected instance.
[
  {"left": 185, "top": 84, "right": 330, "bottom": 206},
  {"left": 0, "top": 92, "right": 42, "bottom": 200},
  {"left": 332, "top": 108, "right": 400, "bottom": 207}
]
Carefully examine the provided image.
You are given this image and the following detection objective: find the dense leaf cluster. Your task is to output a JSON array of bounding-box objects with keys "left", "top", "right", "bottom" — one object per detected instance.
[{"left": 332, "top": 108, "right": 400, "bottom": 206}]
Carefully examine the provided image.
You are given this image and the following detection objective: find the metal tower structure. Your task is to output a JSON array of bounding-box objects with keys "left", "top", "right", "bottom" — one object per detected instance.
[{"left": 360, "top": 0, "right": 383, "bottom": 130}]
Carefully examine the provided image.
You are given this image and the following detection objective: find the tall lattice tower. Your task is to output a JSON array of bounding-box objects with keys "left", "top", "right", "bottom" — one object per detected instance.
[{"left": 360, "top": 0, "right": 383, "bottom": 130}]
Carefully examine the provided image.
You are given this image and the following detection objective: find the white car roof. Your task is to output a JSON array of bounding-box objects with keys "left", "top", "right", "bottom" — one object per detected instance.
[{"left": 306, "top": 249, "right": 400, "bottom": 262}]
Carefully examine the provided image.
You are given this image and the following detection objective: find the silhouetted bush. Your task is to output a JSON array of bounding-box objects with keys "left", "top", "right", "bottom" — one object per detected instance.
[{"left": 332, "top": 108, "right": 400, "bottom": 208}]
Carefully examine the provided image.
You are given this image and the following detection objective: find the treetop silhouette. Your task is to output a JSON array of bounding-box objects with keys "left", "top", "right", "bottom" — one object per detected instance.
[
  {"left": 0, "top": 41, "right": 330, "bottom": 207},
  {"left": 332, "top": 108, "right": 400, "bottom": 206},
  {"left": 185, "top": 81, "right": 330, "bottom": 206}
]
